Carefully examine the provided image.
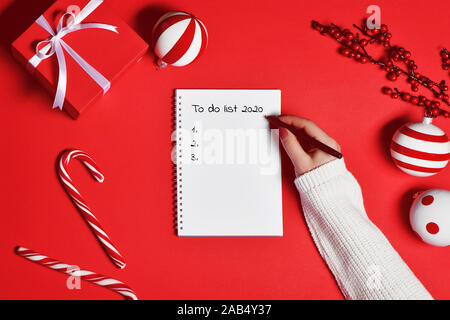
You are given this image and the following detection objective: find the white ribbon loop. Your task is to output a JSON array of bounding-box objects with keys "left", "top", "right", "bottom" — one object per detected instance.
[{"left": 28, "top": 0, "right": 118, "bottom": 110}]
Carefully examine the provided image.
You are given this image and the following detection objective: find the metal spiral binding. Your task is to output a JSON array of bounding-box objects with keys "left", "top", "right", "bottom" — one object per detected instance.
[{"left": 174, "top": 92, "right": 183, "bottom": 234}]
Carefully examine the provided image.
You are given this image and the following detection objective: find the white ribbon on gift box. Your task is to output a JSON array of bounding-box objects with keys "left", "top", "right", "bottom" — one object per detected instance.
[{"left": 28, "top": 0, "right": 118, "bottom": 110}]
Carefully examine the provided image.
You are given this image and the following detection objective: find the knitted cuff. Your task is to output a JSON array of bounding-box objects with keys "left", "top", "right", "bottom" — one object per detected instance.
[{"left": 294, "top": 158, "right": 347, "bottom": 193}]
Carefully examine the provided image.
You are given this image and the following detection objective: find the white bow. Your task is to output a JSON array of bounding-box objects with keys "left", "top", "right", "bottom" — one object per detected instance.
[{"left": 28, "top": 0, "right": 118, "bottom": 110}]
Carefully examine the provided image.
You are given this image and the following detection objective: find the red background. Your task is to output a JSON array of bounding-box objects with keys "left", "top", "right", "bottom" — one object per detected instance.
[{"left": 1, "top": 0, "right": 449, "bottom": 300}]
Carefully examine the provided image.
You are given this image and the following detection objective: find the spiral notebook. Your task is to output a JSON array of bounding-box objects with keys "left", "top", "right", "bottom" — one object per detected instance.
[{"left": 174, "top": 89, "right": 283, "bottom": 236}]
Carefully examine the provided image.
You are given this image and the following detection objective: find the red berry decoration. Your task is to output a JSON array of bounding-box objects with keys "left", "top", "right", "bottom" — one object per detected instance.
[
  {"left": 382, "top": 87, "right": 447, "bottom": 117},
  {"left": 401, "top": 92, "right": 411, "bottom": 101},
  {"left": 387, "top": 72, "right": 397, "bottom": 81},
  {"left": 344, "top": 32, "right": 354, "bottom": 40},
  {"left": 311, "top": 20, "right": 450, "bottom": 119},
  {"left": 441, "top": 48, "right": 450, "bottom": 76},
  {"left": 382, "top": 87, "right": 392, "bottom": 95},
  {"left": 352, "top": 43, "right": 360, "bottom": 51}
]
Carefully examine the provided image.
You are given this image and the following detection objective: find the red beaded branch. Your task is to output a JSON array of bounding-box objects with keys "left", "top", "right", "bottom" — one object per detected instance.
[
  {"left": 311, "top": 20, "right": 450, "bottom": 119},
  {"left": 441, "top": 48, "right": 450, "bottom": 72}
]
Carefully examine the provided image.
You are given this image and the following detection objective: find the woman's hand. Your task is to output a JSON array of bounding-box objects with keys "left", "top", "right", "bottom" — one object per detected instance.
[{"left": 278, "top": 115, "right": 341, "bottom": 177}]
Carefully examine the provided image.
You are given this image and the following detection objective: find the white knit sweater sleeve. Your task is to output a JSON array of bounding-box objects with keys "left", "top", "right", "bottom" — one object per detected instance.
[{"left": 294, "top": 158, "right": 433, "bottom": 300}]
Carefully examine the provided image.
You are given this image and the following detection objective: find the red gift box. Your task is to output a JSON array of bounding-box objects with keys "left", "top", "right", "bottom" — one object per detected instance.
[{"left": 11, "top": 0, "right": 148, "bottom": 119}]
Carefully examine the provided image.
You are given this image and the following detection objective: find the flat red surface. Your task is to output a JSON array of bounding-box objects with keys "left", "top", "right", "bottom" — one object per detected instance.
[{"left": 1, "top": 0, "right": 449, "bottom": 300}]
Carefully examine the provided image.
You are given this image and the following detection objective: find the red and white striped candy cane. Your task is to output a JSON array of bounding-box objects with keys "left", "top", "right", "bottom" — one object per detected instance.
[
  {"left": 15, "top": 246, "right": 137, "bottom": 300},
  {"left": 58, "top": 149, "right": 125, "bottom": 269}
]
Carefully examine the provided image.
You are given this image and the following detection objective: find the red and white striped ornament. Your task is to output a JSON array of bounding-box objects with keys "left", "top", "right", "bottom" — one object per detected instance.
[
  {"left": 152, "top": 11, "right": 207, "bottom": 67},
  {"left": 58, "top": 150, "right": 126, "bottom": 269},
  {"left": 390, "top": 116, "right": 450, "bottom": 177},
  {"left": 15, "top": 246, "right": 137, "bottom": 300}
]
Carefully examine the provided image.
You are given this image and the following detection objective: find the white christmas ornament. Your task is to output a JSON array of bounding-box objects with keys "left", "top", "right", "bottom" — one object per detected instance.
[
  {"left": 152, "top": 11, "right": 208, "bottom": 68},
  {"left": 410, "top": 189, "right": 450, "bottom": 246},
  {"left": 390, "top": 116, "right": 450, "bottom": 177}
]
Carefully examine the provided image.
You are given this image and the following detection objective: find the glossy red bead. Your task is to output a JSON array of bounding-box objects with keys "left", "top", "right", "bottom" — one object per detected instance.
[
  {"left": 401, "top": 93, "right": 411, "bottom": 101},
  {"left": 387, "top": 72, "right": 397, "bottom": 81},
  {"left": 344, "top": 32, "right": 354, "bottom": 40},
  {"left": 382, "top": 87, "right": 392, "bottom": 95},
  {"left": 410, "top": 97, "right": 419, "bottom": 104},
  {"left": 352, "top": 44, "right": 360, "bottom": 51}
]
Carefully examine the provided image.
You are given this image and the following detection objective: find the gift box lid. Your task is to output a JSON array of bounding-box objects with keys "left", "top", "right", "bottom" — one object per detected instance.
[{"left": 11, "top": 0, "right": 148, "bottom": 119}]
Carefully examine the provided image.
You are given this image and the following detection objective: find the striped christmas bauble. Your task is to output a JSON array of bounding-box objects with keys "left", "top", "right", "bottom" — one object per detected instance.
[
  {"left": 152, "top": 11, "right": 208, "bottom": 67},
  {"left": 390, "top": 117, "right": 450, "bottom": 177}
]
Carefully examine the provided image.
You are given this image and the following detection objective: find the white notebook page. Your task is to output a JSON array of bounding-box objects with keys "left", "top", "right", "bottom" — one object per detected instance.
[{"left": 175, "top": 89, "right": 283, "bottom": 236}]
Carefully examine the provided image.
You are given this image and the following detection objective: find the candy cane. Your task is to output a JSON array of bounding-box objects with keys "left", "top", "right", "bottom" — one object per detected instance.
[
  {"left": 15, "top": 246, "right": 137, "bottom": 300},
  {"left": 58, "top": 149, "right": 125, "bottom": 269}
]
